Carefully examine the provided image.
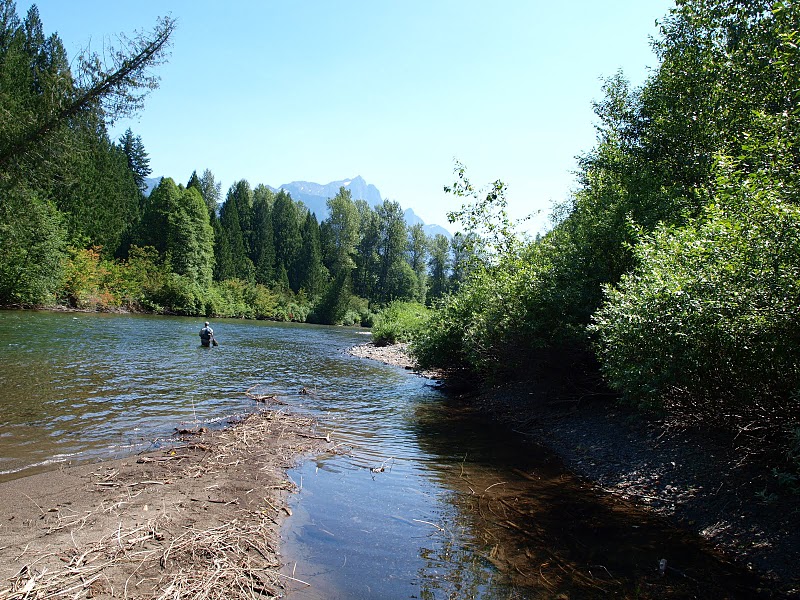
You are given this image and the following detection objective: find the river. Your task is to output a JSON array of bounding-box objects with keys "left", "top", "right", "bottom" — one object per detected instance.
[{"left": 0, "top": 310, "right": 766, "bottom": 598}]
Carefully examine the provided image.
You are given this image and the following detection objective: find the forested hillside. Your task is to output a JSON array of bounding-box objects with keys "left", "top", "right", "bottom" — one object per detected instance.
[
  {"left": 412, "top": 0, "right": 800, "bottom": 483},
  {"left": 0, "top": 2, "right": 461, "bottom": 324}
]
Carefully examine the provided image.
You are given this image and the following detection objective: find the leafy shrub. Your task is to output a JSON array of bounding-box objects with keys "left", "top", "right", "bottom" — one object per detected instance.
[
  {"left": 412, "top": 236, "right": 588, "bottom": 376},
  {"left": 61, "top": 246, "right": 120, "bottom": 310},
  {"left": 591, "top": 174, "right": 800, "bottom": 436},
  {"left": 213, "top": 279, "right": 253, "bottom": 318},
  {"left": 0, "top": 191, "right": 67, "bottom": 306},
  {"left": 273, "top": 289, "right": 311, "bottom": 322},
  {"left": 245, "top": 283, "right": 277, "bottom": 319},
  {"left": 372, "top": 301, "right": 429, "bottom": 346},
  {"left": 344, "top": 295, "right": 374, "bottom": 327},
  {"left": 412, "top": 294, "right": 474, "bottom": 371},
  {"left": 152, "top": 273, "right": 204, "bottom": 315},
  {"left": 115, "top": 245, "right": 168, "bottom": 311}
]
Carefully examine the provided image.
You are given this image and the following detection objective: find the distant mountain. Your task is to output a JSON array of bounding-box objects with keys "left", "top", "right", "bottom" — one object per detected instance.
[
  {"left": 276, "top": 176, "right": 451, "bottom": 238},
  {"left": 143, "top": 176, "right": 163, "bottom": 197},
  {"left": 421, "top": 223, "right": 453, "bottom": 239},
  {"left": 274, "top": 176, "right": 378, "bottom": 220},
  {"left": 404, "top": 208, "right": 452, "bottom": 238}
]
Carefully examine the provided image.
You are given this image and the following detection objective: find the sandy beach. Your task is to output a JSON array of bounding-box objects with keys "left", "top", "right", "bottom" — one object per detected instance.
[{"left": 0, "top": 408, "right": 332, "bottom": 599}]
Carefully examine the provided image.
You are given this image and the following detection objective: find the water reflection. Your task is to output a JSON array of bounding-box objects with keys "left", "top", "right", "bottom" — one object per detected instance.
[
  {"left": 283, "top": 385, "right": 768, "bottom": 599},
  {"left": 412, "top": 399, "right": 768, "bottom": 599}
]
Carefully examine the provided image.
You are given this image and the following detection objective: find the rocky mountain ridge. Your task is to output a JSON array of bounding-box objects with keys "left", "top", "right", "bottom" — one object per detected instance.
[{"left": 274, "top": 175, "right": 451, "bottom": 238}]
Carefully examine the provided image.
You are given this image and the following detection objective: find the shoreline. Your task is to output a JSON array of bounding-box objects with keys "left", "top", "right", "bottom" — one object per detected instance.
[
  {"left": 2, "top": 340, "right": 796, "bottom": 596},
  {"left": 0, "top": 409, "right": 333, "bottom": 599},
  {"left": 347, "top": 342, "right": 799, "bottom": 596}
]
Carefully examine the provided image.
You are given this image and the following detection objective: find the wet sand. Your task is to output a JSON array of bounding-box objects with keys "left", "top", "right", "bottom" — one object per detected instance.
[{"left": 0, "top": 409, "right": 333, "bottom": 599}]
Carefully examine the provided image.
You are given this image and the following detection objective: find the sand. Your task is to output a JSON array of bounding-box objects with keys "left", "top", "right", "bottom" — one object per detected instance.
[{"left": 0, "top": 408, "right": 333, "bottom": 599}]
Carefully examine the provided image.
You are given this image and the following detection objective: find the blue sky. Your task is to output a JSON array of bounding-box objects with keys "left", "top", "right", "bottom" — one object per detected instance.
[{"left": 18, "top": 1, "right": 673, "bottom": 234}]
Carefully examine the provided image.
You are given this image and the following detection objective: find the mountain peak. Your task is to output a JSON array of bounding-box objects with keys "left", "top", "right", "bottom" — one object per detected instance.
[{"left": 276, "top": 176, "right": 450, "bottom": 237}]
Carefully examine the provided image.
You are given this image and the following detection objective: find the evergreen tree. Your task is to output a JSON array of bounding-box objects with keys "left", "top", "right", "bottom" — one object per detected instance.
[
  {"left": 186, "top": 170, "right": 201, "bottom": 191},
  {"left": 118, "top": 128, "right": 150, "bottom": 193},
  {"left": 296, "top": 211, "right": 328, "bottom": 296},
  {"left": 49, "top": 127, "right": 141, "bottom": 256},
  {"left": 141, "top": 178, "right": 214, "bottom": 286},
  {"left": 251, "top": 184, "right": 276, "bottom": 285},
  {"left": 0, "top": 3, "right": 74, "bottom": 188},
  {"left": 216, "top": 180, "right": 254, "bottom": 281},
  {"left": 272, "top": 190, "right": 302, "bottom": 291},
  {"left": 137, "top": 176, "right": 175, "bottom": 254},
  {"left": 169, "top": 186, "right": 214, "bottom": 286},
  {"left": 0, "top": 9, "right": 175, "bottom": 170}
]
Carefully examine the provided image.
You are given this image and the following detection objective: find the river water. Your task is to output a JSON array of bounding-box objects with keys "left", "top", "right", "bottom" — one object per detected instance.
[{"left": 0, "top": 310, "right": 766, "bottom": 598}]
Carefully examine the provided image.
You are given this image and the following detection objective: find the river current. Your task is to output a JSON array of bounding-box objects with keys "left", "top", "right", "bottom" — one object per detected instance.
[{"left": 0, "top": 310, "right": 765, "bottom": 598}]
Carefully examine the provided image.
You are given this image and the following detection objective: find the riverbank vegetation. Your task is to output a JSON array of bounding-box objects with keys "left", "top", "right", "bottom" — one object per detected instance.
[
  {"left": 409, "top": 0, "right": 800, "bottom": 491},
  {"left": 371, "top": 301, "right": 430, "bottom": 346},
  {"left": 2, "top": 0, "right": 799, "bottom": 487}
]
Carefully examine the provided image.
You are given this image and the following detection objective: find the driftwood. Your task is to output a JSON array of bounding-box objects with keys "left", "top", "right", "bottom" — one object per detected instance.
[
  {"left": 175, "top": 427, "right": 207, "bottom": 435},
  {"left": 0, "top": 410, "right": 322, "bottom": 599},
  {"left": 244, "top": 385, "right": 288, "bottom": 404}
]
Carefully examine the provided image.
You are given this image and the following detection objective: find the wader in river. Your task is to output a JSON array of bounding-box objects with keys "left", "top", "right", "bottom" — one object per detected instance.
[{"left": 199, "top": 322, "right": 215, "bottom": 347}]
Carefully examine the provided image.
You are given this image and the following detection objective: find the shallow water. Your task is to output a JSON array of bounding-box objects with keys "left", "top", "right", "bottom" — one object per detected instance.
[
  {"left": 0, "top": 310, "right": 367, "bottom": 480},
  {"left": 281, "top": 394, "right": 766, "bottom": 599},
  {"left": 0, "top": 310, "right": 767, "bottom": 598}
]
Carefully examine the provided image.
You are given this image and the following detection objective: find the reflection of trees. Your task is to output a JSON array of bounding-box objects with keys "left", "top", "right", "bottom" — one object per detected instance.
[
  {"left": 411, "top": 400, "right": 766, "bottom": 599},
  {"left": 416, "top": 512, "right": 517, "bottom": 600}
]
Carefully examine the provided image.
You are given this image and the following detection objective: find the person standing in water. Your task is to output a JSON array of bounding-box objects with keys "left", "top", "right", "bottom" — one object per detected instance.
[{"left": 199, "top": 321, "right": 215, "bottom": 347}]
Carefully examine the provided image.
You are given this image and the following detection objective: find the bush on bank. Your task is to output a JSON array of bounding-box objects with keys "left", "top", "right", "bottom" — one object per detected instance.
[
  {"left": 591, "top": 169, "right": 800, "bottom": 446},
  {"left": 372, "top": 301, "right": 430, "bottom": 346}
]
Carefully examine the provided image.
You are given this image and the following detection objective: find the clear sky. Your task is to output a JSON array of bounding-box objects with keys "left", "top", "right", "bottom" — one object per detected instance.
[{"left": 17, "top": 1, "right": 674, "bottom": 234}]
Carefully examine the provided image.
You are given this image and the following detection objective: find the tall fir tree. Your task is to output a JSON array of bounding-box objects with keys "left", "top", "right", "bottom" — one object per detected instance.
[
  {"left": 169, "top": 185, "right": 214, "bottom": 286},
  {"left": 296, "top": 211, "right": 328, "bottom": 296},
  {"left": 186, "top": 170, "right": 201, "bottom": 191},
  {"left": 272, "top": 190, "right": 302, "bottom": 292},
  {"left": 215, "top": 180, "right": 254, "bottom": 281},
  {"left": 137, "top": 178, "right": 214, "bottom": 285},
  {"left": 251, "top": 184, "right": 276, "bottom": 285},
  {"left": 118, "top": 128, "right": 151, "bottom": 193}
]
